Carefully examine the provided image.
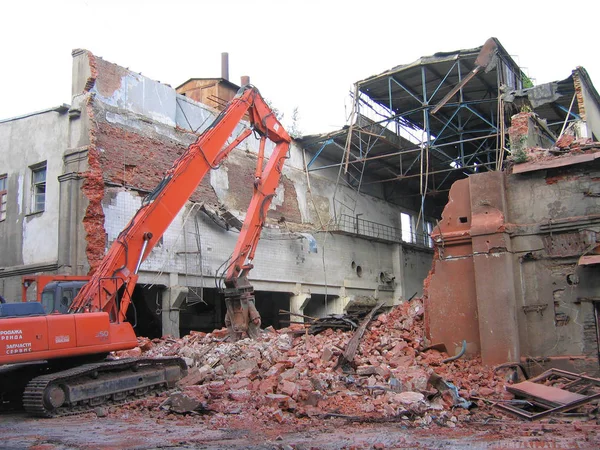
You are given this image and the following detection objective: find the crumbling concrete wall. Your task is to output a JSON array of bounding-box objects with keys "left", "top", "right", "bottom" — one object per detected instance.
[
  {"left": 426, "top": 154, "right": 600, "bottom": 374},
  {"left": 507, "top": 159, "right": 600, "bottom": 374}
]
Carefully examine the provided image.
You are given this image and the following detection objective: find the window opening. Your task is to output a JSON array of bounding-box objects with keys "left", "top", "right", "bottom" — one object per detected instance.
[
  {"left": 31, "top": 164, "right": 46, "bottom": 213},
  {"left": 0, "top": 174, "right": 7, "bottom": 221},
  {"left": 401, "top": 212, "right": 413, "bottom": 243}
]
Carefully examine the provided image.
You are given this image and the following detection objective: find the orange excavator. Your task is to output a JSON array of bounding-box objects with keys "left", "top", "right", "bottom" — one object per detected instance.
[{"left": 0, "top": 85, "right": 291, "bottom": 416}]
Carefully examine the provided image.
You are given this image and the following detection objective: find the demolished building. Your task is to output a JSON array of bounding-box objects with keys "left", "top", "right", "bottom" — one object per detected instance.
[
  {"left": 0, "top": 50, "right": 434, "bottom": 339},
  {"left": 0, "top": 38, "right": 598, "bottom": 378}
]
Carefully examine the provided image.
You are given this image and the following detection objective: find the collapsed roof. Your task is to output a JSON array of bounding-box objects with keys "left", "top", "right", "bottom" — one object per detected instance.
[{"left": 300, "top": 38, "right": 600, "bottom": 214}]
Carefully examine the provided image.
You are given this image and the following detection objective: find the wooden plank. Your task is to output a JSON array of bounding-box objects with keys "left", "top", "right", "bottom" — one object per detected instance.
[{"left": 335, "top": 300, "right": 385, "bottom": 372}]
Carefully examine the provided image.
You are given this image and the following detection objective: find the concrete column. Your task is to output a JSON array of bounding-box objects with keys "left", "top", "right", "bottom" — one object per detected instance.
[
  {"left": 290, "top": 292, "right": 311, "bottom": 318},
  {"left": 57, "top": 170, "right": 85, "bottom": 273},
  {"left": 328, "top": 295, "right": 345, "bottom": 315},
  {"left": 161, "top": 273, "right": 188, "bottom": 338},
  {"left": 392, "top": 243, "right": 405, "bottom": 303}
]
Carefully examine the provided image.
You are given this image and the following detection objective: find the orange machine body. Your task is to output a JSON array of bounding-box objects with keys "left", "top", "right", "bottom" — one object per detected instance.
[{"left": 0, "top": 312, "right": 137, "bottom": 364}]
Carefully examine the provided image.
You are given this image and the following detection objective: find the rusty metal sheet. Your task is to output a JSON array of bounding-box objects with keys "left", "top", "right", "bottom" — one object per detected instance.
[
  {"left": 512, "top": 152, "right": 600, "bottom": 174},
  {"left": 496, "top": 392, "right": 600, "bottom": 421},
  {"left": 496, "top": 369, "right": 600, "bottom": 420},
  {"left": 507, "top": 381, "right": 586, "bottom": 406}
]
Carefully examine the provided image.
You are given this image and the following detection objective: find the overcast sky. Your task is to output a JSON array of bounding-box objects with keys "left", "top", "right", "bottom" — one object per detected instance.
[{"left": 1, "top": 0, "right": 598, "bottom": 135}]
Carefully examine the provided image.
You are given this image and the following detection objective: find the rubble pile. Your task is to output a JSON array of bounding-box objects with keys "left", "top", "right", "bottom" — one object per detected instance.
[{"left": 117, "top": 299, "right": 510, "bottom": 426}]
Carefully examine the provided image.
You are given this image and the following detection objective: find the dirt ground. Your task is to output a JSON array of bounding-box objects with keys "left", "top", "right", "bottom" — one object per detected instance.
[{"left": 2, "top": 408, "right": 599, "bottom": 450}]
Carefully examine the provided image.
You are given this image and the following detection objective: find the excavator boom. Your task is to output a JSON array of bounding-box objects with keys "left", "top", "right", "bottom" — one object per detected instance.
[{"left": 71, "top": 86, "right": 291, "bottom": 328}]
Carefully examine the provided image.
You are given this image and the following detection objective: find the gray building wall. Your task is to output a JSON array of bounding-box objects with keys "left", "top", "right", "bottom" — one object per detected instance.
[{"left": 0, "top": 107, "right": 70, "bottom": 301}]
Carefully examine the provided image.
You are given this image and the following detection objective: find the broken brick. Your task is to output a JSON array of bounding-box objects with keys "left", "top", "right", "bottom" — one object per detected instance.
[
  {"left": 279, "top": 380, "right": 300, "bottom": 399},
  {"left": 134, "top": 298, "right": 508, "bottom": 428}
]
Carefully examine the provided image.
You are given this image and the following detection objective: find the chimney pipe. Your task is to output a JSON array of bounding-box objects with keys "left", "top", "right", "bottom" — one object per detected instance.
[
  {"left": 241, "top": 75, "right": 250, "bottom": 86},
  {"left": 221, "top": 52, "right": 229, "bottom": 81}
]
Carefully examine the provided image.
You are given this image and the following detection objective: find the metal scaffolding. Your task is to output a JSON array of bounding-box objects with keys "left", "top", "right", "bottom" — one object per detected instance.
[
  {"left": 300, "top": 38, "right": 592, "bottom": 220},
  {"left": 303, "top": 39, "right": 525, "bottom": 202}
]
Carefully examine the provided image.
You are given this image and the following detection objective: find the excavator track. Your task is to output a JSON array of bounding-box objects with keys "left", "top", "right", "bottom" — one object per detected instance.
[{"left": 22, "top": 357, "right": 186, "bottom": 417}]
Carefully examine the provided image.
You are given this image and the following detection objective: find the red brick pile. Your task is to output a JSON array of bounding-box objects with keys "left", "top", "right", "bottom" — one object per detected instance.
[{"left": 119, "top": 299, "right": 511, "bottom": 426}]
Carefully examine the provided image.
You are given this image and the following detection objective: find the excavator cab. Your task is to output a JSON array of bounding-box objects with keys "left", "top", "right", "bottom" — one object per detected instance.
[{"left": 40, "top": 281, "right": 87, "bottom": 314}]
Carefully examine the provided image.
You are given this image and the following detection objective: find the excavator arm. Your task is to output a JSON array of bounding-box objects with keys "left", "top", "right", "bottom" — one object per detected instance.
[
  {"left": 70, "top": 85, "right": 291, "bottom": 336},
  {"left": 221, "top": 112, "right": 292, "bottom": 338}
]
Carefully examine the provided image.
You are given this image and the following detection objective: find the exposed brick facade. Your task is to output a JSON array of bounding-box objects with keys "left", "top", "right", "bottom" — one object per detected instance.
[
  {"left": 82, "top": 99, "right": 107, "bottom": 275},
  {"left": 78, "top": 51, "right": 303, "bottom": 272},
  {"left": 223, "top": 157, "right": 302, "bottom": 224}
]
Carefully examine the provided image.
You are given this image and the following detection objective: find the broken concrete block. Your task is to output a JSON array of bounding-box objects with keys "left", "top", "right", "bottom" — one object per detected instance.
[
  {"left": 116, "top": 347, "right": 142, "bottom": 358},
  {"left": 229, "top": 377, "right": 251, "bottom": 390},
  {"left": 258, "top": 377, "right": 278, "bottom": 395},
  {"left": 211, "top": 328, "right": 229, "bottom": 339},
  {"left": 388, "top": 355, "right": 413, "bottom": 368},
  {"left": 178, "top": 364, "right": 212, "bottom": 386},
  {"left": 478, "top": 386, "right": 495, "bottom": 396},
  {"left": 377, "top": 313, "right": 388, "bottom": 324},
  {"left": 357, "top": 365, "right": 378, "bottom": 376},
  {"left": 279, "top": 368, "right": 299, "bottom": 381},
  {"left": 264, "top": 362, "right": 287, "bottom": 378},
  {"left": 94, "top": 406, "right": 108, "bottom": 418},
  {"left": 265, "top": 394, "right": 293, "bottom": 409},
  {"left": 138, "top": 337, "right": 153, "bottom": 352},
  {"left": 321, "top": 346, "right": 334, "bottom": 362},
  {"left": 228, "top": 357, "right": 258, "bottom": 375},
  {"left": 207, "top": 381, "right": 227, "bottom": 398},
  {"left": 271, "top": 408, "right": 285, "bottom": 423},
  {"left": 160, "top": 392, "right": 202, "bottom": 414},
  {"left": 390, "top": 391, "right": 425, "bottom": 406}
]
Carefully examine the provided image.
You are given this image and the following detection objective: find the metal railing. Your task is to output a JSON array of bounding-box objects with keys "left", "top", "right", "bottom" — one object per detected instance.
[{"left": 331, "top": 214, "right": 433, "bottom": 248}]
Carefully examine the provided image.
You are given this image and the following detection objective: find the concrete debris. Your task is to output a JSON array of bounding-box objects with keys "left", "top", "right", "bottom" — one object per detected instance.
[
  {"left": 111, "top": 298, "right": 526, "bottom": 427},
  {"left": 159, "top": 391, "right": 205, "bottom": 414}
]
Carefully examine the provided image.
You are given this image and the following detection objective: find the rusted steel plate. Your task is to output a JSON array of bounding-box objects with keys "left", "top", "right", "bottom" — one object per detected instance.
[
  {"left": 512, "top": 152, "right": 600, "bottom": 174},
  {"left": 507, "top": 381, "right": 586, "bottom": 406}
]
